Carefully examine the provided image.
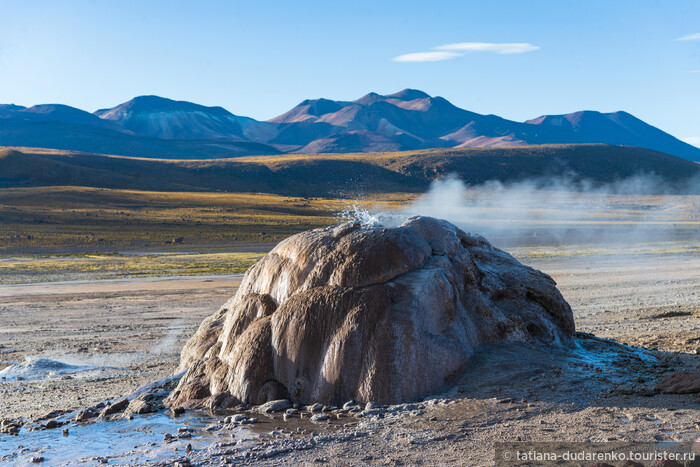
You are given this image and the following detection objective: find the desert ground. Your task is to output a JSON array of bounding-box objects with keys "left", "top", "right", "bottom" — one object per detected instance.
[{"left": 0, "top": 189, "right": 698, "bottom": 465}]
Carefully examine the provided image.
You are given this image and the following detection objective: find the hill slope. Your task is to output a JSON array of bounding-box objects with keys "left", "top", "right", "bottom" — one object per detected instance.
[
  {"left": 1, "top": 145, "right": 697, "bottom": 196},
  {"left": 526, "top": 110, "right": 700, "bottom": 162}
]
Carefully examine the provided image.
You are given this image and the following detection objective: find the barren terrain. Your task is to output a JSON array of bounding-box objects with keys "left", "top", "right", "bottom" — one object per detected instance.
[{"left": 0, "top": 249, "right": 698, "bottom": 465}]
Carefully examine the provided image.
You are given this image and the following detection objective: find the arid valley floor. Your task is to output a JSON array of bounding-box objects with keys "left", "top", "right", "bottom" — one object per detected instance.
[{"left": 0, "top": 190, "right": 698, "bottom": 466}]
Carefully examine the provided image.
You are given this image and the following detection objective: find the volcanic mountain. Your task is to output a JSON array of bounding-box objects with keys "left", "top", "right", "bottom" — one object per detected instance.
[
  {"left": 0, "top": 90, "right": 698, "bottom": 161},
  {"left": 94, "top": 96, "right": 277, "bottom": 142}
]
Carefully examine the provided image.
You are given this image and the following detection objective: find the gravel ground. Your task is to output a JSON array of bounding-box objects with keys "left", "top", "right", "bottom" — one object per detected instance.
[{"left": 0, "top": 253, "right": 698, "bottom": 466}]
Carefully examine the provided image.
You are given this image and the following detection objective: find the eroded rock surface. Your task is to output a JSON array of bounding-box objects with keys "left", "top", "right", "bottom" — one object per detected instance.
[{"left": 167, "top": 217, "right": 574, "bottom": 409}]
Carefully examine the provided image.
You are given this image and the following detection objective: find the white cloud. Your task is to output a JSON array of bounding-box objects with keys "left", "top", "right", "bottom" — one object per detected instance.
[
  {"left": 392, "top": 51, "right": 462, "bottom": 62},
  {"left": 692, "top": 70, "right": 700, "bottom": 73},
  {"left": 393, "top": 41, "right": 539, "bottom": 63},
  {"left": 435, "top": 42, "right": 540, "bottom": 54},
  {"left": 677, "top": 33, "right": 700, "bottom": 41},
  {"left": 682, "top": 137, "right": 700, "bottom": 148}
]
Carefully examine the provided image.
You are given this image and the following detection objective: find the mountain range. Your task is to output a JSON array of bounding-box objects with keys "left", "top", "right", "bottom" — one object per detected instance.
[{"left": 1, "top": 89, "right": 699, "bottom": 162}]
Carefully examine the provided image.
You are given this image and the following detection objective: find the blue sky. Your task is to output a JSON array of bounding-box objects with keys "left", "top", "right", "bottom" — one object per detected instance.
[{"left": 0, "top": 0, "right": 698, "bottom": 145}]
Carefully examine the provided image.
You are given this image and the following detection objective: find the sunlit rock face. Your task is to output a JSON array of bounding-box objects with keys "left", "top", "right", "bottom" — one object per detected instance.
[{"left": 166, "top": 217, "right": 574, "bottom": 409}]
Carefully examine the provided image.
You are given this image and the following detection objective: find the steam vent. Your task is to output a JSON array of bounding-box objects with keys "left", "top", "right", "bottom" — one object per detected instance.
[{"left": 167, "top": 217, "right": 575, "bottom": 409}]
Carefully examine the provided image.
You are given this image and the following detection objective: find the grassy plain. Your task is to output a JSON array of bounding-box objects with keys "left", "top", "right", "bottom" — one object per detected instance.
[
  {"left": 0, "top": 187, "right": 414, "bottom": 283},
  {"left": 1, "top": 183, "right": 698, "bottom": 284},
  {"left": 0, "top": 186, "right": 414, "bottom": 251}
]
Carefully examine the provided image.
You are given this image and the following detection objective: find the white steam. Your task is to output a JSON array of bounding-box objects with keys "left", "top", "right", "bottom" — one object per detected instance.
[{"left": 341, "top": 174, "right": 700, "bottom": 249}]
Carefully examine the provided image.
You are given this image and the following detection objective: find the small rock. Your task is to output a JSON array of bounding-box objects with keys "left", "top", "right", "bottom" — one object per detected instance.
[
  {"left": 100, "top": 398, "right": 129, "bottom": 417},
  {"left": 44, "top": 420, "right": 59, "bottom": 429},
  {"left": 125, "top": 399, "right": 156, "bottom": 415},
  {"left": 311, "top": 414, "right": 330, "bottom": 421},
  {"left": 307, "top": 403, "right": 324, "bottom": 413},
  {"left": 365, "top": 402, "right": 382, "bottom": 410},
  {"left": 62, "top": 428, "right": 69, "bottom": 437},
  {"left": 30, "top": 457, "right": 44, "bottom": 463},
  {"left": 342, "top": 400, "right": 356, "bottom": 409},
  {"left": 256, "top": 399, "right": 292, "bottom": 413}
]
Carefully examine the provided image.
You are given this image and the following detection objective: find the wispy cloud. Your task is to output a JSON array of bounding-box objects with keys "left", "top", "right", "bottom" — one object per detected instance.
[
  {"left": 682, "top": 137, "right": 700, "bottom": 148},
  {"left": 393, "top": 41, "right": 539, "bottom": 63},
  {"left": 692, "top": 70, "right": 700, "bottom": 73},
  {"left": 677, "top": 33, "right": 700, "bottom": 41},
  {"left": 435, "top": 42, "right": 539, "bottom": 54},
  {"left": 393, "top": 51, "right": 461, "bottom": 63}
]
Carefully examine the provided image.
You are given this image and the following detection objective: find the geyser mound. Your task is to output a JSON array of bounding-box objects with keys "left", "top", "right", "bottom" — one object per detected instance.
[{"left": 167, "top": 216, "right": 574, "bottom": 409}]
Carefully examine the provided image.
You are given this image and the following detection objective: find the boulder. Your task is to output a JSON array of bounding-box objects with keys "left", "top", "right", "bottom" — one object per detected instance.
[{"left": 166, "top": 217, "right": 574, "bottom": 409}]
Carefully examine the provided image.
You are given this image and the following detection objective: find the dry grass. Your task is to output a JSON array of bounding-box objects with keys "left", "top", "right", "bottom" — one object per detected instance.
[
  {"left": 0, "top": 251, "right": 266, "bottom": 284},
  {"left": 0, "top": 187, "right": 410, "bottom": 251}
]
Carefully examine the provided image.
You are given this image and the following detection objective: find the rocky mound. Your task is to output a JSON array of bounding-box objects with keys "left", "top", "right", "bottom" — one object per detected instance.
[{"left": 166, "top": 217, "right": 574, "bottom": 409}]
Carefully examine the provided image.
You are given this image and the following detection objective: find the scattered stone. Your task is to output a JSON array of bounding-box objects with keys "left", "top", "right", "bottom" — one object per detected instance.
[
  {"left": 30, "top": 457, "right": 44, "bottom": 463},
  {"left": 125, "top": 399, "right": 156, "bottom": 415},
  {"left": 307, "top": 403, "right": 324, "bottom": 413},
  {"left": 225, "top": 414, "right": 246, "bottom": 423},
  {"left": 257, "top": 399, "right": 292, "bottom": 413},
  {"left": 44, "top": 420, "right": 59, "bottom": 429},
  {"left": 99, "top": 398, "right": 129, "bottom": 417},
  {"left": 365, "top": 402, "right": 382, "bottom": 410},
  {"left": 73, "top": 407, "right": 100, "bottom": 422},
  {"left": 311, "top": 414, "right": 330, "bottom": 422}
]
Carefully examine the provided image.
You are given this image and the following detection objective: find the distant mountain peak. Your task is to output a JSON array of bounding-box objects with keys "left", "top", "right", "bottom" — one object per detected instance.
[
  {"left": 354, "top": 92, "right": 386, "bottom": 105},
  {"left": 385, "top": 89, "right": 431, "bottom": 100},
  {"left": 95, "top": 95, "right": 232, "bottom": 118},
  {"left": 92, "top": 95, "right": 270, "bottom": 141}
]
